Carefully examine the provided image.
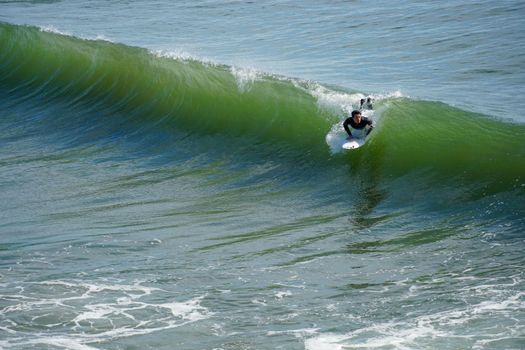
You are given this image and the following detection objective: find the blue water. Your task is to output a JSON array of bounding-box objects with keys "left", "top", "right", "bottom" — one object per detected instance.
[{"left": 1, "top": 1, "right": 524, "bottom": 350}]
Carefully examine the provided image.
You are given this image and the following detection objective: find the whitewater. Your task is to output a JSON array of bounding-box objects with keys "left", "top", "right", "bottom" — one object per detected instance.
[{"left": 1, "top": 1, "right": 524, "bottom": 350}]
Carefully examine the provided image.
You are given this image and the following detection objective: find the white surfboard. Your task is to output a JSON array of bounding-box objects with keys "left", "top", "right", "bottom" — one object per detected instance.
[{"left": 342, "top": 138, "right": 366, "bottom": 150}]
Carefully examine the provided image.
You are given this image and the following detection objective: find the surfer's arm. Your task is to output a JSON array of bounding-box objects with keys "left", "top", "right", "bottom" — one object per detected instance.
[
  {"left": 343, "top": 118, "right": 352, "bottom": 137},
  {"left": 365, "top": 118, "right": 373, "bottom": 135}
]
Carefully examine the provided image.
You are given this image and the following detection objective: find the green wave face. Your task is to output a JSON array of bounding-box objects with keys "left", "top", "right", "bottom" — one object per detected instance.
[
  {"left": 1, "top": 22, "right": 524, "bottom": 198},
  {"left": 364, "top": 101, "right": 525, "bottom": 182},
  {"left": 0, "top": 22, "right": 334, "bottom": 151}
]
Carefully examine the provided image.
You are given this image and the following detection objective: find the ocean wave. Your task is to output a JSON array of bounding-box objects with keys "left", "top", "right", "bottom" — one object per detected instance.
[{"left": 1, "top": 22, "right": 524, "bottom": 196}]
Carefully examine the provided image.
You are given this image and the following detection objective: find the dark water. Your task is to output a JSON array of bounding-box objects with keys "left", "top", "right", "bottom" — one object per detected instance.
[{"left": 0, "top": 2, "right": 524, "bottom": 349}]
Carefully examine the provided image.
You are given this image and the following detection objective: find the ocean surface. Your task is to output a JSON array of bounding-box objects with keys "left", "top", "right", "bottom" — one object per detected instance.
[{"left": 0, "top": 1, "right": 524, "bottom": 349}]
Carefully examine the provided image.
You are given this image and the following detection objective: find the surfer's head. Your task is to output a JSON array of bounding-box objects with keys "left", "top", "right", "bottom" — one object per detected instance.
[{"left": 351, "top": 110, "right": 362, "bottom": 123}]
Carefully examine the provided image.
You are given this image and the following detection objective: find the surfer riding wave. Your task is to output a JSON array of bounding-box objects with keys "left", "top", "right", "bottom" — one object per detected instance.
[{"left": 343, "top": 110, "right": 373, "bottom": 139}]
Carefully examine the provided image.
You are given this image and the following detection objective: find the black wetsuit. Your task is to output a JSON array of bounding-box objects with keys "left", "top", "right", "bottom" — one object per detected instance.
[{"left": 343, "top": 117, "right": 373, "bottom": 138}]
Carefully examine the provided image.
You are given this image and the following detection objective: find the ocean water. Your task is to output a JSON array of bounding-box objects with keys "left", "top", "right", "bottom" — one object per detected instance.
[{"left": 0, "top": 1, "right": 524, "bottom": 350}]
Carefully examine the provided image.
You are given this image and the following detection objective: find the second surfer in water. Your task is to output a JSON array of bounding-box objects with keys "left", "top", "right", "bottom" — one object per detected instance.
[
  {"left": 359, "top": 97, "right": 374, "bottom": 110},
  {"left": 343, "top": 110, "right": 373, "bottom": 139}
]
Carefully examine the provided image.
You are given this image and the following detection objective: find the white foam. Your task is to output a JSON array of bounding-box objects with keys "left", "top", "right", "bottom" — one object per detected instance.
[
  {"left": 305, "top": 333, "right": 348, "bottom": 350},
  {"left": 325, "top": 122, "right": 348, "bottom": 154},
  {"left": 38, "top": 25, "right": 71, "bottom": 36},
  {"left": 268, "top": 327, "right": 320, "bottom": 337},
  {"left": 72, "top": 303, "right": 118, "bottom": 324},
  {"left": 230, "top": 66, "right": 261, "bottom": 93},
  {"left": 91, "top": 34, "right": 113, "bottom": 43},
  {"left": 275, "top": 290, "right": 292, "bottom": 299},
  {"left": 309, "top": 83, "right": 405, "bottom": 117},
  {"left": 374, "top": 90, "right": 405, "bottom": 99},
  {"left": 305, "top": 320, "right": 446, "bottom": 350},
  {"left": 1, "top": 279, "right": 211, "bottom": 349},
  {"left": 38, "top": 25, "right": 113, "bottom": 43},
  {"left": 308, "top": 83, "right": 363, "bottom": 114},
  {"left": 26, "top": 337, "right": 100, "bottom": 350},
  {"left": 45, "top": 279, "right": 159, "bottom": 294},
  {"left": 150, "top": 49, "right": 216, "bottom": 66},
  {"left": 303, "top": 288, "right": 524, "bottom": 349},
  {"left": 472, "top": 292, "right": 525, "bottom": 314},
  {"left": 151, "top": 49, "right": 197, "bottom": 61},
  {"left": 160, "top": 296, "right": 210, "bottom": 322}
]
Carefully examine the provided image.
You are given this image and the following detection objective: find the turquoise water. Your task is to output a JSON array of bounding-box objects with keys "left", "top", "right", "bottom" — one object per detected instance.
[{"left": 1, "top": 1, "right": 524, "bottom": 349}]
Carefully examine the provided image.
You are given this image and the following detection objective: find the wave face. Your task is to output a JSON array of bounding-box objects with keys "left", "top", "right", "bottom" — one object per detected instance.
[
  {"left": 2, "top": 22, "right": 523, "bottom": 198},
  {"left": 1, "top": 22, "right": 525, "bottom": 350},
  {"left": 0, "top": 22, "right": 334, "bottom": 150}
]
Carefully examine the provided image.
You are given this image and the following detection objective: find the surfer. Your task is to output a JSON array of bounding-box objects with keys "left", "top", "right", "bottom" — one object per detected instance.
[
  {"left": 360, "top": 97, "right": 373, "bottom": 110},
  {"left": 365, "top": 97, "right": 373, "bottom": 109},
  {"left": 343, "top": 110, "right": 373, "bottom": 139}
]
